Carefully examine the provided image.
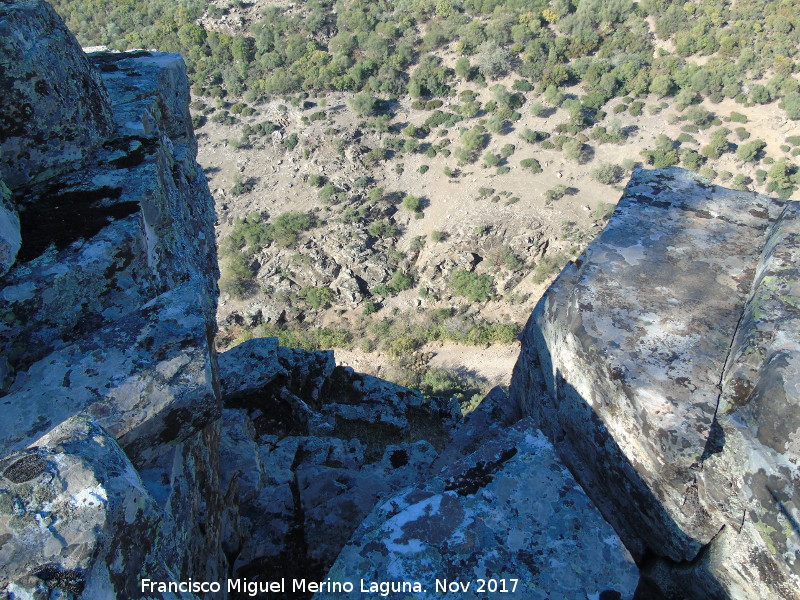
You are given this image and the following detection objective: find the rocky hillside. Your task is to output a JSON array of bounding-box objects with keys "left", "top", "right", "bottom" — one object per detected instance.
[{"left": 2, "top": 3, "right": 798, "bottom": 600}]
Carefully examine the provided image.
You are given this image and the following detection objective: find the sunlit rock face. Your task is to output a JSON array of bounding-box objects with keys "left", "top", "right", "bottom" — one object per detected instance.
[
  {"left": 511, "top": 167, "right": 800, "bottom": 599},
  {"left": 0, "top": 0, "right": 114, "bottom": 189},
  {"left": 0, "top": 1, "right": 223, "bottom": 596},
  {"left": 316, "top": 416, "right": 640, "bottom": 600}
]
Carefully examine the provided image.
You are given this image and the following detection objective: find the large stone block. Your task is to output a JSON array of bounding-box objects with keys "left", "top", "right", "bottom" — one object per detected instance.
[
  {"left": 0, "top": 0, "right": 114, "bottom": 189},
  {"left": 0, "top": 282, "right": 221, "bottom": 466},
  {"left": 317, "top": 420, "right": 639, "bottom": 600},
  {"left": 511, "top": 168, "right": 799, "bottom": 599},
  {"left": 0, "top": 416, "right": 163, "bottom": 598}
]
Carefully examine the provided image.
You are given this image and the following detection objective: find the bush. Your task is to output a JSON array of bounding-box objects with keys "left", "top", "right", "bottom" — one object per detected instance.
[
  {"left": 563, "top": 139, "right": 587, "bottom": 163},
  {"left": 307, "top": 174, "right": 325, "bottom": 187},
  {"left": 319, "top": 182, "right": 337, "bottom": 202},
  {"left": 532, "top": 252, "right": 570, "bottom": 284},
  {"left": 520, "top": 158, "right": 542, "bottom": 173},
  {"left": 736, "top": 139, "right": 766, "bottom": 162},
  {"left": 219, "top": 253, "right": 255, "bottom": 300},
  {"left": 367, "top": 220, "right": 399, "bottom": 238},
  {"left": 591, "top": 163, "right": 624, "bottom": 185},
  {"left": 302, "top": 286, "right": 333, "bottom": 310},
  {"left": 450, "top": 269, "right": 494, "bottom": 302},
  {"left": 430, "top": 230, "right": 445, "bottom": 242},
  {"left": 350, "top": 92, "right": 378, "bottom": 116},
  {"left": 389, "top": 269, "right": 414, "bottom": 292},
  {"left": 230, "top": 175, "right": 255, "bottom": 196},
  {"left": 284, "top": 133, "right": 299, "bottom": 151},
  {"left": 520, "top": 128, "right": 549, "bottom": 144},
  {"left": 544, "top": 185, "right": 567, "bottom": 203},
  {"left": 402, "top": 194, "right": 422, "bottom": 213},
  {"left": 271, "top": 211, "right": 315, "bottom": 247},
  {"left": 483, "top": 152, "right": 500, "bottom": 167}
]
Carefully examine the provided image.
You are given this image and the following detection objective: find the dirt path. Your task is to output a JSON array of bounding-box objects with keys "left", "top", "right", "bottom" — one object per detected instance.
[{"left": 334, "top": 341, "right": 520, "bottom": 389}]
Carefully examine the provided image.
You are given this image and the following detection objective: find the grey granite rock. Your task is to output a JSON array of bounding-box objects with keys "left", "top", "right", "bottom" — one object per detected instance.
[
  {"left": 0, "top": 4, "right": 224, "bottom": 596},
  {"left": 0, "top": 49, "right": 218, "bottom": 374},
  {"left": 510, "top": 168, "right": 799, "bottom": 599},
  {"left": 0, "top": 0, "right": 114, "bottom": 189},
  {"left": 0, "top": 416, "right": 163, "bottom": 598},
  {"left": 0, "top": 282, "right": 221, "bottom": 467},
  {"left": 317, "top": 419, "right": 639, "bottom": 600},
  {"left": 216, "top": 340, "right": 458, "bottom": 586},
  {"left": 0, "top": 178, "right": 20, "bottom": 277}
]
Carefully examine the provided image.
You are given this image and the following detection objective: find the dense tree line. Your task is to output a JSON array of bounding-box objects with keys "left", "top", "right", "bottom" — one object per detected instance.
[{"left": 51, "top": 0, "right": 800, "bottom": 118}]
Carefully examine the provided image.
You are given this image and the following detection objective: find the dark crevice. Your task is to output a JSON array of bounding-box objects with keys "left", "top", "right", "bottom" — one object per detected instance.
[
  {"left": 634, "top": 526, "right": 728, "bottom": 600},
  {"left": 701, "top": 256, "right": 755, "bottom": 463},
  {"left": 16, "top": 185, "right": 139, "bottom": 263}
]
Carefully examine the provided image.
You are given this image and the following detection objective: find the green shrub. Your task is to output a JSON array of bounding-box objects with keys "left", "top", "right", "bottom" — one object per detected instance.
[
  {"left": 736, "top": 140, "right": 766, "bottom": 162},
  {"left": 402, "top": 194, "right": 422, "bottom": 213},
  {"left": 319, "top": 182, "right": 337, "bottom": 202},
  {"left": 520, "top": 157, "right": 542, "bottom": 173},
  {"left": 544, "top": 185, "right": 568, "bottom": 203},
  {"left": 450, "top": 269, "right": 494, "bottom": 302},
  {"left": 230, "top": 175, "right": 255, "bottom": 196},
  {"left": 307, "top": 174, "right": 325, "bottom": 187},
  {"left": 389, "top": 269, "right": 414, "bottom": 292},
  {"left": 591, "top": 163, "right": 624, "bottom": 185},
  {"left": 219, "top": 253, "right": 255, "bottom": 300},
  {"left": 302, "top": 286, "right": 333, "bottom": 310},
  {"left": 431, "top": 230, "right": 445, "bottom": 242},
  {"left": 532, "top": 252, "right": 570, "bottom": 284},
  {"left": 349, "top": 92, "right": 378, "bottom": 116},
  {"left": 483, "top": 152, "right": 500, "bottom": 167},
  {"left": 367, "top": 220, "right": 399, "bottom": 238}
]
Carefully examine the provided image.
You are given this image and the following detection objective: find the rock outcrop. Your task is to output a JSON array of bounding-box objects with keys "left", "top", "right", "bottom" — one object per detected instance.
[
  {"left": 4, "top": 3, "right": 796, "bottom": 600},
  {"left": 318, "top": 397, "right": 640, "bottom": 600},
  {"left": 511, "top": 168, "right": 800, "bottom": 599},
  {"left": 0, "top": 1, "right": 223, "bottom": 595}
]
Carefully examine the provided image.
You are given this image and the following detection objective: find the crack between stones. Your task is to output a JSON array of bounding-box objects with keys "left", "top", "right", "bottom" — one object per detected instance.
[{"left": 700, "top": 216, "right": 770, "bottom": 464}]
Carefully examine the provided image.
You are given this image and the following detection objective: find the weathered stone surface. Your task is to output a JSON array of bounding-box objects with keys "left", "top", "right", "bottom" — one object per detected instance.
[
  {"left": 0, "top": 49, "right": 218, "bottom": 374},
  {"left": 0, "top": 416, "right": 163, "bottom": 598},
  {"left": 217, "top": 340, "right": 458, "bottom": 588},
  {"left": 510, "top": 168, "right": 799, "bottom": 599},
  {"left": 138, "top": 421, "right": 228, "bottom": 590},
  {"left": 0, "top": 6, "right": 224, "bottom": 597},
  {"left": 0, "top": 0, "right": 114, "bottom": 189},
  {"left": 0, "top": 178, "right": 20, "bottom": 277},
  {"left": 318, "top": 419, "right": 639, "bottom": 600},
  {"left": 0, "top": 282, "right": 220, "bottom": 466}
]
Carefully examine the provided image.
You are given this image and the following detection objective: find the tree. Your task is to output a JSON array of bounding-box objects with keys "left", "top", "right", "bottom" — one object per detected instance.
[
  {"left": 781, "top": 92, "right": 800, "bottom": 120},
  {"left": 349, "top": 92, "right": 378, "bottom": 116},
  {"left": 736, "top": 140, "right": 766, "bottom": 163},
  {"left": 475, "top": 41, "right": 511, "bottom": 80}
]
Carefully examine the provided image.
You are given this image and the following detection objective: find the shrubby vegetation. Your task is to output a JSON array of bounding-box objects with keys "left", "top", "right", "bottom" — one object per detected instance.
[{"left": 50, "top": 0, "right": 800, "bottom": 121}]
